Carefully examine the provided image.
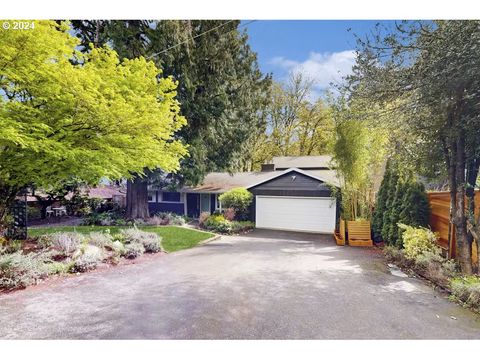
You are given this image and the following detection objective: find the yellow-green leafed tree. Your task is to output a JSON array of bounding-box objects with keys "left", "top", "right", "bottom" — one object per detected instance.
[{"left": 0, "top": 21, "right": 187, "bottom": 226}]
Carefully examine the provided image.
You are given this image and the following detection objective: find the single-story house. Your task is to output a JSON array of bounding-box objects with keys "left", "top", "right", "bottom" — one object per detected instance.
[{"left": 149, "top": 156, "right": 340, "bottom": 234}]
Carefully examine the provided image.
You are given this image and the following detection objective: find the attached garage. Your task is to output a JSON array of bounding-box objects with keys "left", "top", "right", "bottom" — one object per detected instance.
[
  {"left": 255, "top": 196, "right": 336, "bottom": 233},
  {"left": 248, "top": 169, "right": 339, "bottom": 234}
]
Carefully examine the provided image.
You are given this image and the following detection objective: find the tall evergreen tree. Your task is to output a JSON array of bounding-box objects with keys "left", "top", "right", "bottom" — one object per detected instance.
[
  {"left": 381, "top": 164, "right": 399, "bottom": 243},
  {"left": 372, "top": 159, "right": 392, "bottom": 241},
  {"left": 387, "top": 175, "right": 410, "bottom": 246},
  {"left": 72, "top": 20, "right": 271, "bottom": 218},
  {"left": 396, "top": 181, "right": 431, "bottom": 247}
]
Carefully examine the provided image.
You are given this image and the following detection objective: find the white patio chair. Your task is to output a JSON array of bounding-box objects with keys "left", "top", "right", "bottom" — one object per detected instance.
[{"left": 46, "top": 206, "right": 54, "bottom": 217}]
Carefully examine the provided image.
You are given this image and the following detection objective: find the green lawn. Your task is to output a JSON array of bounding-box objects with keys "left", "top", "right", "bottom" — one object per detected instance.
[{"left": 28, "top": 225, "right": 215, "bottom": 253}]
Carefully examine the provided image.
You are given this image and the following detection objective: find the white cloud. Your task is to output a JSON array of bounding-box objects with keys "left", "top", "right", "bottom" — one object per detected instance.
[{"left": 269, "top": 50, "right": 356, "bottom": 93}]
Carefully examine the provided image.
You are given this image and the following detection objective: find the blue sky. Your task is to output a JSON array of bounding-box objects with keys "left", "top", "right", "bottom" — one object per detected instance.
[{"left": 243, "top": 20, "right": 394, "bottom": 97}]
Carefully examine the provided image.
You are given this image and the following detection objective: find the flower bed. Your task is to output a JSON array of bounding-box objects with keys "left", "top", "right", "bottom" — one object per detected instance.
[
  {"left": 384, "top": 223, "right": 480, "bottom": 313},
  {"left": 0, "top": 227, "right": 163, "bottom": 291}
]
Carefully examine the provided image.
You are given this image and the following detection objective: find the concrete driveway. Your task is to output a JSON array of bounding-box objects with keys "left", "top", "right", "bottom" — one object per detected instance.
[{"left": 1, "top": 229, "right": 480, "bottom": 339}]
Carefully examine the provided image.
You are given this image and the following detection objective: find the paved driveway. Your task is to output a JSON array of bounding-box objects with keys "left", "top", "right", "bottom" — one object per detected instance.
[{"left": 1, "top": 229, "right": 480, "bottom": 339}]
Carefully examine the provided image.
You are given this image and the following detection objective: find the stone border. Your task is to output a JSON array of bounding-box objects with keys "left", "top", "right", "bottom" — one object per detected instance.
[{"left": 198, "top": 234, "right": 222, "bottom": 246}]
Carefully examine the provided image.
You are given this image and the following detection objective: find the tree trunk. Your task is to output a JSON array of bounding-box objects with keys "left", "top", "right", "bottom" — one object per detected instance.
[
  {"left": 0, "top": 184, "right": 19, "bottom": 231},
  {"left": 453, "top": 132, "right": 473, "bottom": 274},
  {"left": 126, "top": 176, "right": 149, "bottom": 219}
]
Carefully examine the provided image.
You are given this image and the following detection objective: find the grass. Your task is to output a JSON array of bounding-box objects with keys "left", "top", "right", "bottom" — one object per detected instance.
[{"left": 28, "top": 225, "right": 215, "bottom": 253}]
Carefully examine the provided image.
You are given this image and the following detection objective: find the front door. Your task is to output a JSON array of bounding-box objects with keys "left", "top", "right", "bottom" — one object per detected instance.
[
  {"left": 200, "top": 193, "right": 211, "bottom": 214},
  {"left": 186, "top": 193, "right": 200, "bottom": 218}
]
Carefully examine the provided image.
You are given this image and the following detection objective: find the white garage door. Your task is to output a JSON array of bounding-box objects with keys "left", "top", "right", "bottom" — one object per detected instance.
[{"left": 255, "top": 196, "right": 336, "bottom": 233}]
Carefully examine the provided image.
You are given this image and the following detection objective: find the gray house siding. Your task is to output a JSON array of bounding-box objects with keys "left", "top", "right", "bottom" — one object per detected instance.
[
  {"left": 247, "top": 171, "right": 335, "bottom": 222},
  {"left": 248, "top": 171, "right": 333, "bottom": 197}
]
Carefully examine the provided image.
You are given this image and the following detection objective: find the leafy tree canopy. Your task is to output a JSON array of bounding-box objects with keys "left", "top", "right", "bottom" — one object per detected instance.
[{"left": 0, "top": 20, "right": 187, "bottom": 222}]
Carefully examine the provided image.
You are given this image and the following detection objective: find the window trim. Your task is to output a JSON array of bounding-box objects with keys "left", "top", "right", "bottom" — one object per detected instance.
[
  {"left": 147, "top": 191, "right": 157, "bottom": 203},
  {"left": 215, "top": 194, "right": 223, "bottom": 211}
]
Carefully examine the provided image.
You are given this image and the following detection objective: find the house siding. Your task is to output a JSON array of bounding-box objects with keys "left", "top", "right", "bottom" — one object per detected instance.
[
  {"left": 249, "top": 171, "right": 333, "bottom": 196},
  {"left": 248, "top": 171, "right": 335, "bottom": 223}
]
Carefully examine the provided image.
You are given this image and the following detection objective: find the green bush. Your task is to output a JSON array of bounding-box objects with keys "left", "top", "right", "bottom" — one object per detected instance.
[
  {"left": 219, "top": 188, "right": 253, "bottom": 218},
  {"left": 450, "top": 276, "right": 480, "bottom": 310},
  {"left": 203, "top": 214, "right": 254, "bottom": 234},
  {"left": 26, "top": 205, "right": 42, "bottom": 220},
  {"left": 398, "top": 223, "right": 439, "bottom": 260},
  {"left": 374, "top": 159, "right": 430, "bottom": 247},
  {"left": 82, "top": 211, "right": 125, "bottom": 226}
]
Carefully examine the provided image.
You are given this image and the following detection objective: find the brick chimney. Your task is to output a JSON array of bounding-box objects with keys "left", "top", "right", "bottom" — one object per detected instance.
[{"left": 260, "top": 163, "right": 275, "bottom": 172}]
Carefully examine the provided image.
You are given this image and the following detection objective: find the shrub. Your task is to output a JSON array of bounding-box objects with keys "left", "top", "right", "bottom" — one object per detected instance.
[
  {"left": 204, "top": 214, "right": 227, "bottom": 229},
  {"left": 146, "top": 215, "right": 165, "bottom": 226},
  {"left": 398, "top": 224, "right": 439, "bottom": 260},
  {"left": 383, "top": 245, "right": 413, "bottom": 267},
  {"left": 45, "top": 232, "right": 84, "bottom": 254},
  {"left": 223, "top": 208, "right": 236, "bottom": 221},
  {"left": 218, "top": 188, "right": 253, "bottom": 218},
  {"left": 112, "top": 233, "right": 126, "bottom": 244},
  {"left": 0, "top": 251, "right": 52, "bottom": 289},
  {"left": 46, "top": 261, "right": 69, "bottom": 274},
  {"left": 203, "top": 214, "right": 254, "bottom": 234},
  {"left": 88, "top": 231, "right": 114, "bottom": 248},
  {"left": 450, "top": 276, "right": 480, "bottom": 310},
  {"left": 230, "top": 221, "right": 255, "bottom": 233},
  {"left": 26, "top": 205, "right": 42, "bottom": 220},
  {"left": 72, "top": 245, "right": 105, "bottom": 272},
  {"left": 198, "top": 212, "right": 210, "bottom": 226},
  {"left": 124, "top": 242, "right": 145, "bottom": 259},
  {"left": 120, "top": 228, "right": 162, "bottom": 253},
  {"left": 152, "top": 212, "right": 186, "bottom": 226},
  {"left": 6, "top": 240, "right": 23, "bottom": 253},
  {"left": 110, "top": 240, "right": 126, "bottom": 256},
  {"left": 82, "top": 211, "right": 125, "bottom": 226}
]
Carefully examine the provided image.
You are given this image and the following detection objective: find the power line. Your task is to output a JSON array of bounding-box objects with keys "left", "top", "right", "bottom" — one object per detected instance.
[{"left": 147, "top": 20, "right": 257, "bottom": 59}]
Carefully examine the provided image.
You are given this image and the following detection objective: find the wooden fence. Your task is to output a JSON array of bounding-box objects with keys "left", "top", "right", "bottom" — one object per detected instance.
[{"left": 427, "top": 191, "right": 478, "bottom": 264}]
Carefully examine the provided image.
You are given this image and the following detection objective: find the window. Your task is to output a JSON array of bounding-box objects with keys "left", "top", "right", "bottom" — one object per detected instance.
[
  {"left": 147, "top": 191, "right": 156, "bottom": 203},
  {"left": 215, "top": 194, "right": 222, "bottom": 211},
  {"left": 162, "top": 191, "right": 181, "bottom": 202}
]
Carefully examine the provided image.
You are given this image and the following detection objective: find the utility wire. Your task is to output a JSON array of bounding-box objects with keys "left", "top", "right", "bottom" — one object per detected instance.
[{"left": 147, "top": 20, "right": 257, "bottom": 59}]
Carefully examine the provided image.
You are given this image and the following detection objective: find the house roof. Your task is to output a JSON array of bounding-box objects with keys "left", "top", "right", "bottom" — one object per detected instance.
[
  {"left": 84, "top": 186, "right": 126, "bottom": 199},
  {"left": 181, "top": 168, "right": 340, "bottom": 193},
  {"left": 271, "top": 155, "right": 333, "bottom": 169},
  {"left": 21, "top": 185, "right": 126, "bottom": 202}
]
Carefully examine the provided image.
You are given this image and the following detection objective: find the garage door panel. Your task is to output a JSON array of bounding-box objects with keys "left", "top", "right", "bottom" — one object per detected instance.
[{"left": 255, "top": 196, "right": 336, "bottom": 233}]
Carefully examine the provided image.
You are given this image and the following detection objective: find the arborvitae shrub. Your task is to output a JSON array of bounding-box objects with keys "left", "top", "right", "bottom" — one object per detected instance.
[{"left": 372, "top": 159, "right": 392, "bottom": 241}]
